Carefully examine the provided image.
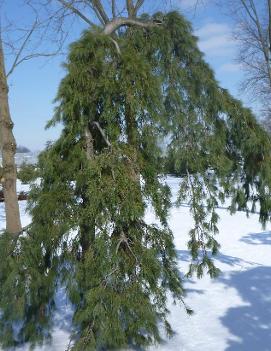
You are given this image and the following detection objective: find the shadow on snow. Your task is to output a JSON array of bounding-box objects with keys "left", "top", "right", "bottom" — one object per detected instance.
[
  {"left": 219, "top": 266, "right": 271, "bottom": 351},
  {"left": 176, "top": 242, "right": 271, "bottom": 351},
  {"left": 240, "top": 231, "right": 271, "bottom": 246}
]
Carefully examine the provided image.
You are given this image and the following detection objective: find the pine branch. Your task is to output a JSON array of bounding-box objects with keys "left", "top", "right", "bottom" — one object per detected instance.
[
  {"left": 116, "top": 230, "right": 138, "bottom": 262},
  {"left": 92, "top": 121, "right": 111, "bottom": 147},
  {"left": 103, "top": 17, "right": 162, "bottom": 35}
]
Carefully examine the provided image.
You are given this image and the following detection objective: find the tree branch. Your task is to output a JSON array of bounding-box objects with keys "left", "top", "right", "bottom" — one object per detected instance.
[
  {"left": 91, "top": 0, "right": 110, "bottom": 24},
  {"left": 240, "top": 0, "right": 271, "bottom": 86},
  {"left": 7, "top": 51, "right": 61, "bottom": 78},
  {"left": 268, "top": 0, "right": 271, "bottom": 57},
  {"left": 56, "top": 0, "right": 95, "bottom": 27},
  {"left": 110, "top": 37, "right": 121, "bottom": 54},
  {"left": 85, "top": 126, "right": 94, "bottom": 160},
  {"left": 112, "top": 0, "right": 117, "bottom": 18},
  {"left": 92, "top": 121, "right": 111, "bottom": 147},
  {"left": 126, "top": 0, "right": 134, "bottom": 17},
  {"left": 134, "top": 0, "right": 144, "bottom": 15},
  {"left": 103, "top": 17, "right": 162, "bottom": 35},
  {"left": 6, "top": 19, "right": 37, "bottom": 77}
]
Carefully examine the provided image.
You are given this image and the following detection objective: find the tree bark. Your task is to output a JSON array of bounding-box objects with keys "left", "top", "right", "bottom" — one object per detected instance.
[
  {"left": 79, "top": 125, "right": 95, "bottom": 256},
  {"left": 0, "top": 37, "right": 22, "bottom": 235},
  {"left": 103, "top": 17, "right": 158, "bottom": 35},
  {"left": 268, "top": 0, "right": 271, "bottom": 62}
]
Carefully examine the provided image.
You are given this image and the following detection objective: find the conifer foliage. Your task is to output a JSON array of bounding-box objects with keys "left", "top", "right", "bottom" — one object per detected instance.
[{"left": 1, "top": 11, "right": 271, "bottom": 350}]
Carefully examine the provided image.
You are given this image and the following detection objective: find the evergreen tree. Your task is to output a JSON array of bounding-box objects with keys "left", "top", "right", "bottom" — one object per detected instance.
[{"left": 1, "top": 10, "right": 271, "bottom": 350}]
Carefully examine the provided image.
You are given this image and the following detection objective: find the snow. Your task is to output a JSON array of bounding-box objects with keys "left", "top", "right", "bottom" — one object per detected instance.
[{"left": 1, "top": 177, "right": 271, "bottom": 350}]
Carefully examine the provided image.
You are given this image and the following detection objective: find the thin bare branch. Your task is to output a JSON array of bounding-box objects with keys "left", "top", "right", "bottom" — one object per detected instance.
[
  {"left": 112, "top": 0, "right": 117, "bottom": 18},
  {"left": 7, "top": 51, "right": 62, "bottom": 78},
  {"left": 91, "top": 0, "right": 110, "bottom": 24},
  {"left": 56, "top": 0, "right": 95, "bottom": 27},
  {"left": 240, "top": 0, "right": 258, "bottom": 26},
  {"left": 6, "top": 18, "right": 37, "bottom": 77},
  {"left": 219, "top": 0, "right": 271, "bottom": 106},
  {"left": 134, "top": 0, "right": 144, "bottom": 15}
]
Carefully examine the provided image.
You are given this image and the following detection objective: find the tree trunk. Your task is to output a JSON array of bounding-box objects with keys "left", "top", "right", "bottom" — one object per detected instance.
[
  {"left": 0, "top": 37, "right": 22, "bottom": 235},
  {"left": 79, "top": 125, "right": 95, "bottom": 256},
  {"left": 268, "top": 0, "right": 271, "bottom": 84}
]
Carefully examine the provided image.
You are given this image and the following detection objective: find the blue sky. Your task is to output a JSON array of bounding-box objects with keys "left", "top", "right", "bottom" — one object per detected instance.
[{"left": 4, "top": 0, "right": 249, "bottom": 150}]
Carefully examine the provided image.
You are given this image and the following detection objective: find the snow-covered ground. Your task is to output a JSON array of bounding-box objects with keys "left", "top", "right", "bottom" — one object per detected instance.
[{"left": 1, "top": 177, "right": 271, "bottom": 351}]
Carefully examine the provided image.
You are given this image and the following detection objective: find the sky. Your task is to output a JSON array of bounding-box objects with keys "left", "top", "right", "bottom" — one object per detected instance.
[{"left": 3, "top": 0, "right": 250, "bottom": 151}]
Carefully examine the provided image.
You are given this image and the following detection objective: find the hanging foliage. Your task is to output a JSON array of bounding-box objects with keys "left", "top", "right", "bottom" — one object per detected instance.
[{"left": 1, "top": 11, "right": 271, "bottom": 350}]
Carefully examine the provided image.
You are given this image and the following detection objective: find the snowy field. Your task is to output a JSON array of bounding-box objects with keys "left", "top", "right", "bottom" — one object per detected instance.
[{"left": 1, "top": 177, "right": 271, "bottom": 351}]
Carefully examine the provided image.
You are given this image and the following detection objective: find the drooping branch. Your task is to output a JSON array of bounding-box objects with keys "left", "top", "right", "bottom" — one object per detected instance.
[
  {"left": 110, "top": 37, "right": 121, "bottom": 54},
  {"left": 103, "top": 17, "right": 162, "bottom": 35}
]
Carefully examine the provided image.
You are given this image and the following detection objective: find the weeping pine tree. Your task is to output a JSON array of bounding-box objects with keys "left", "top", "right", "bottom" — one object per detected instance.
[{"left": 1, "top": 10, "right": 271, "bottom": 350}]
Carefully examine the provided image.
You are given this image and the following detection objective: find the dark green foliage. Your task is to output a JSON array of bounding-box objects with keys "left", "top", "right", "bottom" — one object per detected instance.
[
  {"left": 1, "top": 10, "right": 271, "bottom": 350},
  {"left": 17, "top": 163, "right": 38, "bottom": 184},
  {"left": 0, "top": 232, "right": 56, "bottom": 348}
]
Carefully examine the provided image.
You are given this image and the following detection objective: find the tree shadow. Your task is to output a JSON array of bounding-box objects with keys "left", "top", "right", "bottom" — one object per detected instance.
[
  {"left": 53, "top": 286, "right": 74, "bottom": 332},
  {"left": 240, "top": 231, "right": 271, "bottom": 246},
  {"left": 219, "top": 266, "right": 271, "bottom": 351},
  {"left": 176, "top": 249, "right": 259, "bottom": 268}
]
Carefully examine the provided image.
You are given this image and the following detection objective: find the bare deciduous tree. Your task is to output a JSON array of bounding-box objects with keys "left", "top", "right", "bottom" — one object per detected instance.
[
  {"left": 219, "top": 0, "right": 271, "bottom": 117},
  {"left": 0, "top": 2, "right": 59, "bottom": 235}
]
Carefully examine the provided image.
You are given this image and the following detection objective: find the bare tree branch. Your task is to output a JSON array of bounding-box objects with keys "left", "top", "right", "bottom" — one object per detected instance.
[
  {"left": 112, "top": 0, "right": 116, "bottom": 18},
  {"left": 126, "top": 0, "right": 134, "bottom": 17},
  {"left": 134, "top": 0, "right": 144, "bottom": 15},
  {"left": 219, "top": 0, "right": 271, "bottom": 113},
  {"left": 103, "top": 16, "right": 162, "bottom": 35},
  {"left": 268, "top": 0, "right": 271, "bottom": 56},
  {"left": 56, "top": 0, "right": 96, "bottom": 27},
  {"left": 7, "top": 51, "right": 62, "bottom": 78},
  {"left": 6, "top": 18, "right": 37, "bottom": 77},
  {"left": 91, "top": 0, "right": 110, "bottom": 24}
]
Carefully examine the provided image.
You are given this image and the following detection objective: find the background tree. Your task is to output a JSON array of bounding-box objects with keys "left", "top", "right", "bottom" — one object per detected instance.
[
  {"left": 0, "top": 30, "right": 22, "bottom": 235},
  {"left": 215, "top": 0, "right": 271, "bottom": 125},
  {"left": 0, "top": 2, "right": 59, "bottom": 235}
]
